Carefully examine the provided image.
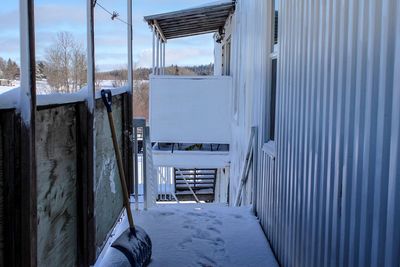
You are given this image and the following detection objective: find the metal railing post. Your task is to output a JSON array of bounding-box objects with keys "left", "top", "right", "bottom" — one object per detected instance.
[{"left": 143, "top": 126, "right": 148, "bottom": 210}]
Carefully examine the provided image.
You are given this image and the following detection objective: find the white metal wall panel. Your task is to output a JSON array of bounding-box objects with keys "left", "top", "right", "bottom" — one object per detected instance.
[{"left": 250, "top": 0, "right": 400, "bottom": 267}]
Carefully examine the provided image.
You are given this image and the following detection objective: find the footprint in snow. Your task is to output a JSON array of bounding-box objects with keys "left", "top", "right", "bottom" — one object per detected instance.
[
  {"left": 231, "top": 214, "right": 243, "bottom": 219},
  {"left": 195, "top": 252, "right": 218, "bottom": 267},
  {"left": 159, "top": 211, "right": 175, "bottom": 216},
  {"left": 178, "top": 236, "right": 192, "bottom": 249},
  {"left": 213, "top": 219, "right": 223, "bottom": 226},
  {"left": 206, "top": 225, "right": 221, "bottom": 234}
]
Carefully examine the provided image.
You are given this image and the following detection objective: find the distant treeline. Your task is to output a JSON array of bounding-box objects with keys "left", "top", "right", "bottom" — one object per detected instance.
[
  {"left": 0, "top": 57, "right": 20, "bottom": 80},
  {"left": 131, "top": 64, "right": 214, "bottom": 80}
]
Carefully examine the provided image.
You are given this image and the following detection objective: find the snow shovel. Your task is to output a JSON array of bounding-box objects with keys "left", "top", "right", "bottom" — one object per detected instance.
[{"left": 101, "top": 89, "right": 152, "bottom": 267}]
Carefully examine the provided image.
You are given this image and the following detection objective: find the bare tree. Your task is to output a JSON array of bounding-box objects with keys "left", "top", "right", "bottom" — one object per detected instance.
[
  {"left": 0, "top": 58, "right": 20, "bottom": 80},
  {"left": 71, "top": 44, "right": 87, "bottom": 90},
  {"left": 44, "top": 32, "right": 86, "bottom": 93},
  {"left": 133, "top": 81, "right": 149, "bottom": 120},
  {"left": 0, "top": 57, "right": 6, "bottom": 79}
]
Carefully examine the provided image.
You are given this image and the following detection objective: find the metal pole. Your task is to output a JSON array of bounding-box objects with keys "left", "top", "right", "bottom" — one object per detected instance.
[
  {"left": 156, "top": 32, "right": 160, "bottom": 75},
  {"left": 133, "top": 125, "right": 139, "bottom": 210},
  {"left": 159, "top": 40, "right": 163, "bottom": 75},
  {"left": 251, "top": 127, "right": 259, "bottom": 214},
  {"left": 87, "top": 0, "right": 95, "bottom": 111},
  {"left": 152, "top": 25, "right": 155, "bottom": 74},
  {"left": 162, "top": 42, "right": 166, "bottom": 75},
  {"left": 127, "top": 0, "right": 133, "bottom": 89},
  {"left": 143, "top": 127, "right": 148, "bottom": 210}
]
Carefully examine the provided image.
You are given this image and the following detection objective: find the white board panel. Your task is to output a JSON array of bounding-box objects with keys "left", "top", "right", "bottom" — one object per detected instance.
[{"left": 150, "top": 76, "right": 232, "bottom": 144}]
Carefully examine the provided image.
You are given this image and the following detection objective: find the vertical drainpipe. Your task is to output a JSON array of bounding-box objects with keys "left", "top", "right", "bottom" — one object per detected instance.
[{"left": 19, "top": 0, "right": 37, "bottom": 266}]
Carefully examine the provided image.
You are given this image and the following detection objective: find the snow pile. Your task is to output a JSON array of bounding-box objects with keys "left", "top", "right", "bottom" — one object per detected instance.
[{"left": 96, "top": 204, "right": 278, "bottom": 267}]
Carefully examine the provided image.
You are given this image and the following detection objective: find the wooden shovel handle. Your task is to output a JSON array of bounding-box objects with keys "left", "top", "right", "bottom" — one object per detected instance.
[{"left": 102, "top": 89, "right": 136, "bottom": 233}]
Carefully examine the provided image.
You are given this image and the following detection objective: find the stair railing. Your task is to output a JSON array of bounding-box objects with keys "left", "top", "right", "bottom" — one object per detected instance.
[{"left": 234, "top": 127, "right": 257, "bottom": 206}]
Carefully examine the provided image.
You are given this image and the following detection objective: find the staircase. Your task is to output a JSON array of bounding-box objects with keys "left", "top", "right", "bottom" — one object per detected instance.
[{"left": 174, "top": 168, "right": 217, "bottom": 202}]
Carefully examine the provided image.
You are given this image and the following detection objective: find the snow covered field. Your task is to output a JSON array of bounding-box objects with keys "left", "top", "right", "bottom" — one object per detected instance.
[{"left": 96, "top": 204, "right": 278, "bottom": 267}]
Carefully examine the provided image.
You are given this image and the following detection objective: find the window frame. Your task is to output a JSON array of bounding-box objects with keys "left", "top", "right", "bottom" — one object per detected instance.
[{"left": 265, "top": 0, "right": 279, "bottom": 145}]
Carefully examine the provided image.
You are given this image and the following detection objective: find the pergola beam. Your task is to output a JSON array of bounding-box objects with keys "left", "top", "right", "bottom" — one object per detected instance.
[
  {"left": 144, "top": 1, "right": 234, "bottom": 40},
  {"left": 153, "top": 20, "right": 167, "bottom": 43}
]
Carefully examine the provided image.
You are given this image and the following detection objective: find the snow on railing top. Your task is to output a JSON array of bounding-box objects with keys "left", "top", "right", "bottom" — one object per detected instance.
[
  {"left": 0, "top": 87, "right": 20, "bottom": 109},
  {"left": 0, "top": 85, "right": 130, "bottom": 110}
]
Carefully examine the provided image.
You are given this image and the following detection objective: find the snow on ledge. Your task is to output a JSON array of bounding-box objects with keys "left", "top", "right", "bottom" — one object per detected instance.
[
  {"left": 150, "top": 74, "right": 232, "bottom": 80},
  {"left": 37, "top": 87, "right": 88, "bottom": 106},
  {"left": 94, "top": 86, "right": 129, "bottom": 100},
  {"left": 0, "top": 87, "right": 20, "bottom": 109},
  {"left": 0, "top": 86, "right": 129, "bottom": 109}
]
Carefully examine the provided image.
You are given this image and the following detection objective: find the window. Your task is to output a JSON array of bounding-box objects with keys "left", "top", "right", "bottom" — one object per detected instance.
[
  {"left": 267, "top": 0, "right": 279, "bottom": 141},
  {"left": 269, "top": 58, "right": 277, "bottom": 140}
]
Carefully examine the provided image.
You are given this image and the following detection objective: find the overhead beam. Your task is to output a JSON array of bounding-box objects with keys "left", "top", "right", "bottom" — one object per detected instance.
[
  {"left": 165, "top": 29, "right": 220, "bottom": 40},
  {"left": 144, "top": 3, "right": 234, "bottom": 22},
  {"left": 162, "top": 24, "right": 224, "bottom": 34},
  {"left": 158, "top": 17, "right": 228, "bottom": 28},
  {"left": 144, "top": 1, "right": 234, "bottom": 41},
  {"left": 156, "top": 10, "right": 232, "bottom": 23}
]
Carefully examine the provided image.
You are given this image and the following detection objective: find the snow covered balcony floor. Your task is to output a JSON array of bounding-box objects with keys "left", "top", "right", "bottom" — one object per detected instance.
[{"left": 96, "top": 204, "right": 278, "bottom": 267}]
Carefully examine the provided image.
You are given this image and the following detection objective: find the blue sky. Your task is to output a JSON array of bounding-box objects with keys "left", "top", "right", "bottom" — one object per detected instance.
[{"left": 0, "top": 0, "right": 215, "bottom": 71}]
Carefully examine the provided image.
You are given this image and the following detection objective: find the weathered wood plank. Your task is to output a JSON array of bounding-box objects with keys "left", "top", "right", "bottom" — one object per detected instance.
[
  {"left": 76, "top": 102, "right": 95, "bottom": 267},
  {"left": 36, "top": 105, "right": 78, "bottom": 267},
  {"left": 0, "top": 111, "right": 19, "bottom": 266},
  {"left": 94, "top": 96, "right": 124, "bottom": 254}
]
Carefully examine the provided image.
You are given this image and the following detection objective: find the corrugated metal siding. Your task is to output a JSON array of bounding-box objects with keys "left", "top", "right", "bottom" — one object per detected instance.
[
  {"left": 256, "top": 1, "right": 400, "bottom": 266},
  {"left": 228, "top": 0, "right": 271, "bottom": 205}
]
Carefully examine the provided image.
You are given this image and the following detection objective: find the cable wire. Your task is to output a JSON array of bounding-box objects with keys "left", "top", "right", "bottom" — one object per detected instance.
[{"left": 95, "top": 1, "right": 130, "bottom": 26}]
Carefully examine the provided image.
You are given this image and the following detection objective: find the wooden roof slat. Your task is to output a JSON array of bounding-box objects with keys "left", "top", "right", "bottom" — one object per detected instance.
[
  {"left": 165, "top": 30, "right": 219, "bottom": 40},
  {"left": 162, "top": 24, "right": 225, "bottom": 34},
  {"left": 144, "top": 3, "right": 234, "bottom": 22},
  {"left": 144, "top": 1, "right": 234, "bottom": 40},
  {"left": 159, "top": 18, "right": 228, "bottom": 28}
]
